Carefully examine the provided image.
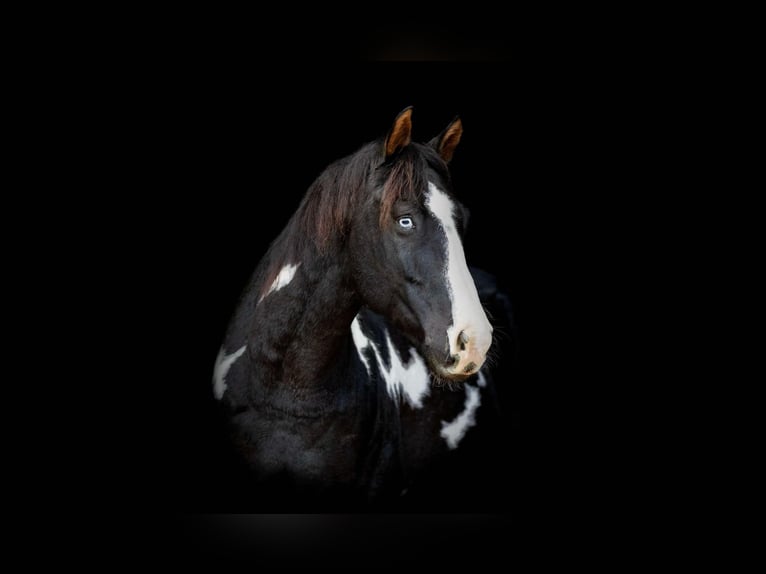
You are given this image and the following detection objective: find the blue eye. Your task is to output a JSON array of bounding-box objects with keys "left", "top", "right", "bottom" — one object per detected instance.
[{"left": 398, "top": 216, "right": 414, "bottom": 229}]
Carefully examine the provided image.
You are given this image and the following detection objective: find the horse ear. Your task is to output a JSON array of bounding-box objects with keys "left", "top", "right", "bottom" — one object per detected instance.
[
  {"left": 429, "top": 116, "right": 463, "bottom": 163},
  {"left": 384, "top": 106, "right": 413, "bottom": 158}
]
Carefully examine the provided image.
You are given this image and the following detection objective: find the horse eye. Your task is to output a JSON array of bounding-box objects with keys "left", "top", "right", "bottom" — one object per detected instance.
[{"left": 398, "top": 216, "right": 414, "bottom": 229}]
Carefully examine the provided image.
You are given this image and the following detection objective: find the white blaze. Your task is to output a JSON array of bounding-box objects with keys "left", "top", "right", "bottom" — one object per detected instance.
[
  {"left": 259, "top": 263, "right": 300, "bottom": 303},
  {"left": 425, "top": 182, "right": 493, "bottom": 363},
  {"left": 212, "top": 344, "right": 246, "bottom": 400}
]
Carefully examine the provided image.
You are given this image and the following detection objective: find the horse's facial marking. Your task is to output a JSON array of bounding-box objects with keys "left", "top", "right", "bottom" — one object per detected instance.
[
  {"left": 259, "top": 263, "right": 301, "bottom": 303},
  {"left": 425, "top": 182, "right": 493, "bottom": 376},
  {"left": 351, "top": 315, "right": 430, "bottom": 409},
  {"left": 212, "top": 345, "right": 247, "bottom": 400},
  {"left": 440, "top": 376, "right": 483, "bottom": 449}
]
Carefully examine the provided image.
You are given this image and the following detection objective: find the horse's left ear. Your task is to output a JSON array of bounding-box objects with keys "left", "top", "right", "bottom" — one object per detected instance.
[{"left": 428, "top": 116, "right": 463, "bottom": 163}]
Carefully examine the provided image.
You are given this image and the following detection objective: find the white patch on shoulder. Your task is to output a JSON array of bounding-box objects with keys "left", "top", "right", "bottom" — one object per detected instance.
[
  {"left": 440, "top": 383, "right": 482, "bottom": 449},
  {"left": 259, "top": 262, "right": 301, "bottom": 303},
  {"left": 350, "top": 314, "right": 430, "bottom": 409},
  {"left": 212, "top": 345, "right": 246, "bottom": 400}
]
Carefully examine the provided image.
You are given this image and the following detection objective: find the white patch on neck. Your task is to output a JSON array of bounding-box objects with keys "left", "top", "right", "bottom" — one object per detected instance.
[
  {"left": 382, "top": 334, "right": 430, "bottom": 408},
  {"left": 425, "top": 182, "right": 492, "bottom": 358},
  {"left": 212, "top": 345, "right": 246, "bottom": 400},
  {"left": 440, "top": 383, "right": 482, "bottom": 449},
  {"left": 259, "top": 262, "right": 300, "bottom": 303},
  {"left": 350, "top": 314, "right": 430, "bottom": 409},
  {"left": 351, "top": 316, "right": 373, "bottom": 377}
]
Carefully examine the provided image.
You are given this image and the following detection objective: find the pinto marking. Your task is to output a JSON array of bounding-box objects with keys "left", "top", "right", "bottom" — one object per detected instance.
[
  {"left": 259, "top": 263, "right": 301, "bottom": 303},
  {"left": 351, "top": 315, "right": 430, "bottom": 409},
  {"left": 440, "top": 381, "right": 482, "bottom": 449},
  {"left": 212, "top": 345, "right": 246, "bottom": 400},
  {"left": 350, "top": 316, "right": 373, "bottom": 377}
]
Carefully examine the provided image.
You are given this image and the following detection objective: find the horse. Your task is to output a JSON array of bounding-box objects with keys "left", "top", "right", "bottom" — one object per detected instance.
[{"left": 212, "top": 107, "right": 516, "bottom": 511}]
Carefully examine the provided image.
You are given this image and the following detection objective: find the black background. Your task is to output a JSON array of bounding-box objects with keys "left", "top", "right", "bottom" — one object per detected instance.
[
  {"left": 14, "top": 8, "right": 712, "bottom": 562},
  {"left": 145, "top": 67, "right": 544, "bottom": 503},
  {"left": 198, "top": 66, "right": 572, "bottom": 542},
  {"left": 58, "top": 59, "right": 630, "bottom": 562}
]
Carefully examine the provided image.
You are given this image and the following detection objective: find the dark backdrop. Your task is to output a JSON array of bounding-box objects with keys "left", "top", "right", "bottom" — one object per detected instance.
[
  {"left": 83, "top": 62, "right": 611, "bottom": 561},
  {"left": 143, "top": 67, "right": 531, "bottom": 497}
]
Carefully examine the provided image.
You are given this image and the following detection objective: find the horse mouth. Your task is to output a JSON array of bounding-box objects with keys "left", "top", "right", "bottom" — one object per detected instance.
[
  {"left": 438, "top": 371, "right": 473, "bottom": 383},
  {"left": 425, "top": 356, "right": 476, "bottom": 383}
]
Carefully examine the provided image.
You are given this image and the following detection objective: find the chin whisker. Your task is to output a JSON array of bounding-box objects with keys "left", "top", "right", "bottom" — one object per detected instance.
[{"left": 427, "top": 369, "right": 463, "bottom": 392}]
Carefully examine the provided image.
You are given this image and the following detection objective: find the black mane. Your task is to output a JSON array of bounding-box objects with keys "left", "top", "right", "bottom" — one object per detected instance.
[{"left": 259, "top": 140, "right": 449, "bottom": 299}]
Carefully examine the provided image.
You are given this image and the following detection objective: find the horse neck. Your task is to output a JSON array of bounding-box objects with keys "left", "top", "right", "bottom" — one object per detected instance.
[{"left": 250, "top": 238, "right": 361, "bottom": 396}]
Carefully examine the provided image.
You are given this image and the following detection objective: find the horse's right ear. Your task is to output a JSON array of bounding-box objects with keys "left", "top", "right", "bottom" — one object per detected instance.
[{"left": 384, "top": 106, "right": 413, "bottom": 158}]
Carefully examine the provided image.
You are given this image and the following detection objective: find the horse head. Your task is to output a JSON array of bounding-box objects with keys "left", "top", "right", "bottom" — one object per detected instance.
[{"left": 348, "top": 107, "right": 493, "bottom": 381}]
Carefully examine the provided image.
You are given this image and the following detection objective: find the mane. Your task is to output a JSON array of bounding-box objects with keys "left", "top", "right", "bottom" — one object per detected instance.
[
  {"left": 256, "top": 140, "right": 448, "bottom": 299},
  {"left": 299, "top": 141, "right": 446, "bottom": 245}
]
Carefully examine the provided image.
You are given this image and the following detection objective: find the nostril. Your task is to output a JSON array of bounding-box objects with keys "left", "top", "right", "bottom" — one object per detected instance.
[
  {"left": 458, "top": 330, "right": 469, "bottom": 351},
  {"left": 445, "top": 353, "right": 460, "bottom": 368}
]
